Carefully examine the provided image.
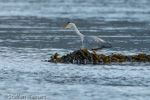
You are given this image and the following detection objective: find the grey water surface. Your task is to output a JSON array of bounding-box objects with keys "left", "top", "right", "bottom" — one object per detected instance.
[{"left": 0, "top": 0, "right": 150, "bottom": 100}]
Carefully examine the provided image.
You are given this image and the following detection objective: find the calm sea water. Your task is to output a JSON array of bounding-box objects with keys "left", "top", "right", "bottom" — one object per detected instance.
[{"left": 0, "top": 0, "right": 150, "bottom": 100}]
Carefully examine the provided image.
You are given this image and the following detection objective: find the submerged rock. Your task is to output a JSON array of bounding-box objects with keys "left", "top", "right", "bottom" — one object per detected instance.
[{"left": 45, "top": 49, "right": 150, "bottom": 65}]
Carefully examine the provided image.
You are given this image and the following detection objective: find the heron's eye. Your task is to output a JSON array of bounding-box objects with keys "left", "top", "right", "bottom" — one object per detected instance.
[{"left": 67, "top": 21, "right": 71, "bottom": 24}]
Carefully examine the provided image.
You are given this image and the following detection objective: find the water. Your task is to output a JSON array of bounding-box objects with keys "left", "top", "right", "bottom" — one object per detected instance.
[{"left": 0, "top": 0, "right": 150, "bottom": 100}]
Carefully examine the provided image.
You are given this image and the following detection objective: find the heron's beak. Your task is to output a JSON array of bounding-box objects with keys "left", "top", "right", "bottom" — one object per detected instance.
[
  {"left": 61, "top": 25, "right": 68, "bottom": 30},
  {"left": 61, "top": 24, "right": 71, "bottom": 30}
]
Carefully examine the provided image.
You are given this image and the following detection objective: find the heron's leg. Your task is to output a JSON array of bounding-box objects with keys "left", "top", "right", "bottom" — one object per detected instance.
[{"left": 81, "top": 45, "right": 84, "bottom": 49}]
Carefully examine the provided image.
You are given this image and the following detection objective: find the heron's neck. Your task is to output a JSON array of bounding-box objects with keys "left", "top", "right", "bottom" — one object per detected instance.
[{"left": 72, "top": 24, "right": 83, "bottom": 37}]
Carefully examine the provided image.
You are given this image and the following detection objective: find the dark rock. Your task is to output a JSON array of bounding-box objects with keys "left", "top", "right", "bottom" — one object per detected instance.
[{"left": 46, "top": 49, "right": 150, "bottom": 65}]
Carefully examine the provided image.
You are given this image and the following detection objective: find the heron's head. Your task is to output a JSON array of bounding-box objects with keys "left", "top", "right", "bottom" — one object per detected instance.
[{"left": 61, "top": 22, "right": 73, "bottom": 30}]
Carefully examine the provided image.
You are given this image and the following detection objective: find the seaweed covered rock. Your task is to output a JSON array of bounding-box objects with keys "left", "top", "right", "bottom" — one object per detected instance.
[{"left": 45, "top": 49, "right": 150, "bottom": 64}]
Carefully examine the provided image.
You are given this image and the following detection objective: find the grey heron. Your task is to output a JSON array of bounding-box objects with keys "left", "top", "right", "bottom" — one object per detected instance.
[{"left": 61, "top": 22, "right": 112, "bottom": 51}]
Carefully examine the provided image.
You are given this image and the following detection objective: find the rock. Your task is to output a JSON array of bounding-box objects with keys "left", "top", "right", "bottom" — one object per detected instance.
[{"left": 46, "top": 49, "right": 150, "bottom": 65}]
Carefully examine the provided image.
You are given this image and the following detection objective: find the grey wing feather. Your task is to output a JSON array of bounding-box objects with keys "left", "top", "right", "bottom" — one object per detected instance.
[{"left": 82, "top": 36, "right": 111, "bottom": 50}]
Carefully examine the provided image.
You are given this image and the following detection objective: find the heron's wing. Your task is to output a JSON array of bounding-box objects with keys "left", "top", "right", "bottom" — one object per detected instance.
[{"left": 83, "top": 36, "right": 111, "bottom": 50}]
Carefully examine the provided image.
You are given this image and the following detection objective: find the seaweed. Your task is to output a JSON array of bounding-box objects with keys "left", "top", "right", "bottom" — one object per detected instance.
[{"left": 45, "top": 49, "right": 150, "bottom": 65}]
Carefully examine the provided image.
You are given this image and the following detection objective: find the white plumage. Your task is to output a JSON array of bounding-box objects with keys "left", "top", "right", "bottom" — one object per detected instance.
[{"left": 61, "top": 22, "right": 112, "bottom": 51}]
